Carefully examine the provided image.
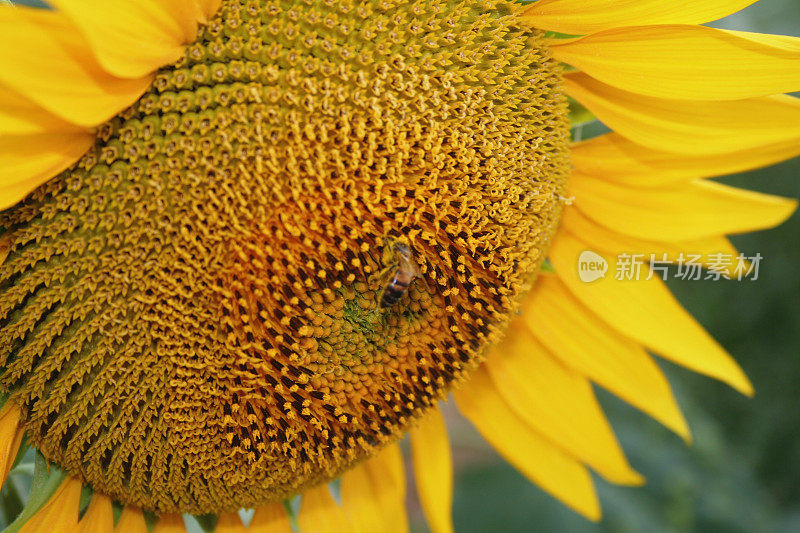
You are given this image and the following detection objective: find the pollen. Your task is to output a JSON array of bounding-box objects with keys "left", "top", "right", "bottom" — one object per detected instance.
[{"left": 0, "top": 0, "right": 570, "bottom": 515}]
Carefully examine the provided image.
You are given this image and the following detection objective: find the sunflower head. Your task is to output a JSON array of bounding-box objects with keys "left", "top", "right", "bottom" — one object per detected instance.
[
  {"left": 0, "top": 0, "right": 569, "bottom": 514},
  {"left": 2, "top": 0, "right": 798, "bottom": 530}
]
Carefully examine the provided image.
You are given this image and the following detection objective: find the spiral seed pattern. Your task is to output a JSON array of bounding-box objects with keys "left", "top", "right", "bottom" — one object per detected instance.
[{"left": 0, "top": 0, "right": 570, "bottom": 514}]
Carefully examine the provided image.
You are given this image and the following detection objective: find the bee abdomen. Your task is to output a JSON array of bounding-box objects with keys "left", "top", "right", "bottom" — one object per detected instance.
[{"left": 380, "top": 275, "right": 411, "bottom": 308}]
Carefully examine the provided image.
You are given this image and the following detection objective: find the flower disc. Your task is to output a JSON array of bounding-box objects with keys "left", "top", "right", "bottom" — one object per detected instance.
[{"left": 0, "top": 0, "right": 570, "bottom": 514}]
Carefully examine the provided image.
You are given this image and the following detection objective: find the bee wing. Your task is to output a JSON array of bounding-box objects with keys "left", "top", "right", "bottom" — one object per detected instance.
[{"left": 399, "top": 252, "right": 421, "bottom": 278}]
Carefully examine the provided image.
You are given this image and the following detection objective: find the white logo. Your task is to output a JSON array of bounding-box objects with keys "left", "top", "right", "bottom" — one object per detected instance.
[{"left": 577, "top": 250, "right": 608, "bottom": 283}]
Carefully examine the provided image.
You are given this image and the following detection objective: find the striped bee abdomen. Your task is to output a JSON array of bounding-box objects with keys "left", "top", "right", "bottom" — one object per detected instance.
[{"left": 379, "top": 242, "right": 420, "bottom": 309}]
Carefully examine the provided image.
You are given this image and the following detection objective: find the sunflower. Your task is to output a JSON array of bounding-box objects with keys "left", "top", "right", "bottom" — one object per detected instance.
[{"left": 0, "top": 0, "right": 798, "bottom": 531}]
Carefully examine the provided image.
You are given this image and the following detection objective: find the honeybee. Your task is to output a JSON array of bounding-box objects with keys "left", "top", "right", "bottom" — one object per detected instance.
[{"left": 379, "top": 242, "right": 420, "bottom": 309}]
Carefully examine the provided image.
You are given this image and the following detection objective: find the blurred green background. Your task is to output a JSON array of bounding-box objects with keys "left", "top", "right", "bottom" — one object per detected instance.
[{"left": 1, "top": 1, "right": 799, "bottom": 532}]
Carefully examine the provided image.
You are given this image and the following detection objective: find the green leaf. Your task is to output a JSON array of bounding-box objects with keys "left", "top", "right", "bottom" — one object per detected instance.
[
  {"left": 193, "top": 513, "right": 218, "bottom": 532},
  {"left": 568, "top": 97, "right": 595, "bottom": 128},
  {"left": 540, "top": 259, "right": 555, "bottom": 274},
  {"left": 4, "top": 452, "right": 66, "bottom": 533},
  {"left": 0, "top": 477, "right": 24, "bottom": 527}
]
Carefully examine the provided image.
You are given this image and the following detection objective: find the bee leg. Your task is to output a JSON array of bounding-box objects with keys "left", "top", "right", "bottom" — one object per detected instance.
[{"left": 368, "top": 263, "right": 394, "bottom": 286}]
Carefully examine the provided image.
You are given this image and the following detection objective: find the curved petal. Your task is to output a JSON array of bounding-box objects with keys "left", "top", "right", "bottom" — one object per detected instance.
[
  {"left": 114, "top": 507, "right": 148, "bottom": 533},
  {"left": 19, "top": 477, "right": 82, "bottom": 533},
  {"left": 77, "top": 494, "right": 114, "bottom": 533},
  {"left": 524, "top": 273, "right": 690, "bottom": 440},
  {"left": 550, "top": 26, "right": 800, "bottom": 100},
  {"left": 0, "top": 6, "right": 153, "bottom": 127},
  {"left": 298, "top": 485, "right": 352, "bottom": 533},
  {"left": 250, "top": 502, "right": 293, "bottom": 533},
  {"left": 548, "top": 230, "right": 753, "bottom": 395},
  {"left": 565, "top": 72, "right": 800, "bottom": 155},
  {"left": 410, "top": 409, "right": 454, "bottom": 533},
  {"left": 197, "top": 0, "right": 223, "bottom": 22},
  {"left": 215, "top": 512, "right": 246, "bottom": 533},
  {"left": 152, "top": 513, "right": 186, "bottom": 533},
  {"left": 47, "top": 0, "right": 198, "bottom": 79},
  {"left": 454, "top": 368, "right": 601, "bottom": 521},
  {"left": 341, "top": 444, "right": 409, "bottom": 533},
  {"left": 561, "top": 208, "right": 741, "bottom": 274},
  {"left": 485, "top": 326, "right": 643, "bottom": 485},
  {"left": 0, "top": 402, "right": 25, "bottom": 488},
  {"left": 571, "top": 133, "right": 800, "bottom": 187},
  {"left": 569, "top": 174, "right": 798, "bottom": 242},
  {"left": 0, "top": 133, "right": 94, "bottom": 211},
  {"left": 0, "top": 87, "right": 83, "bottom": 136},
  {"left": 523, "top": 0, "right": 757, "bottom": 35}
]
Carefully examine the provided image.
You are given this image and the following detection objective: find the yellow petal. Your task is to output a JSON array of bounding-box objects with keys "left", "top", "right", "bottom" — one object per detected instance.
[
  {"left": 0, "top": 88, "right": 83, "bottom": 136},
  {"left": 485, "top": 326, "right": 643, "bottom": 485},
  {"left": 0, "top": 133, "right": 94, "bottom": 211},
  {"left": 0, "top": 401, "right": 25, "bottom": 488},
  {"left": 47, "top": 0, "right": 197, "bottom": 79},
  {"left": 524, "top": 273, "right": 690, "bottom": 440},
  {"left": 250, "top": 502, "right": 292, "bottom": 533},
  {"left": 550, "top": 26, "right": 800, "bottom": 100},
  {"left": 562, "top": 207, "right": 743, "bottom": 276},
  {"left": 77, "top": 493, "right": 114, "bottom": 533},
  {"left": 569, "top": 174, "right": 798, "bottom": 242},
  {"left": 215, "top": 512, "right": 246, "bottom": 533},
  {"left": 298, "top": 485, "right": 352, "bottom": 533},
  {"left": 19, "top": 477, "right": 82, "bottom": 533},
  {"left": 197, "top": 0, "right": 223, "bottom": 22},
  {"left": 0, "top": 400, "right": 25, "bottom": 487},
  {"left": 565, "top": 72, "right": 800, "bottom": 155},
  {"left": 571, "top": 133, "right": 800, "bottom": 187},
  {"left": 341, "top": 444, "right": 408, "bottom": 533},
  {"left": 0, "top": 6, "right": 153, "bottom": 127},
  {"left": 548, "top": 230, "right": 753, "bottom": 395},
  {"left": 164, "top": 0, "right": 205, "bottom": 38},
  {"left": 152, "top": 513, "right": 186, "bottom": 533},
  {"left": 114, "top": 507, "right": 148, "bottom": 533},
  {"left": 410, "top": 409, "right": 454, "bottom": 533},
  {"left": 454, "top": 368, "right": 601, "bottom": 521},
  {"left": 523, "top": 0, "right": 757, "bottom": 35}
]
